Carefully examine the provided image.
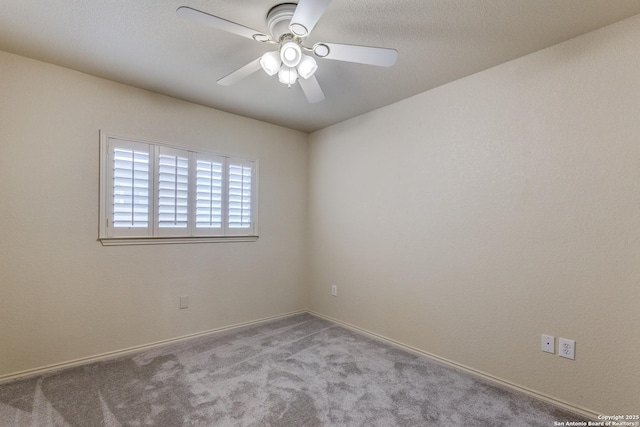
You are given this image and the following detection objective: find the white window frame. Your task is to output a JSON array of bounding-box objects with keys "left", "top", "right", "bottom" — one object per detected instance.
[{"left": 99, "top": 132, "right": 258, "bottom": 246}]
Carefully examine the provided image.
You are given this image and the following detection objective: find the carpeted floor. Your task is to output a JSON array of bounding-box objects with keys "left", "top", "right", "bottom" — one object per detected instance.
[{"left": 0, "top": 313, "right": 585, "bottom": 426}]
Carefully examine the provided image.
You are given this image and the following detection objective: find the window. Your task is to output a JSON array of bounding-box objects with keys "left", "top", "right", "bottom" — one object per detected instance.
[{"left": 99, "top": 133, "right": 257, "bottom": 245}]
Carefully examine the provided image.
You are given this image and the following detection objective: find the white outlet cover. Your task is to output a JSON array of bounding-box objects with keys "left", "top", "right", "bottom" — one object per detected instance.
[
  {"left": 558, "top": 338, "right": 575, "bottom": 360},
  {"left": 180, "top": 295, "right": 189, "bottom": 309},
  {"left": 541, "top": 335, "right": 555, "bottom": 354},
  {"left": 331, "top": 285, "right": 337, "bottom": 297}
]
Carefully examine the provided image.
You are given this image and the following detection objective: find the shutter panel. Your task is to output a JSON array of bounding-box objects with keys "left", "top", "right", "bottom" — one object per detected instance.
[
  {"left": 195, "top": 154, "right": 224, "bottom": 234},
  {"left": 112, "top": 145, "right": 150, "bottom": 230},
  {"left": 157, "top": 148, "right": 189, "bottom": 231},
  {"left": 228, "top": 161, "right": 253, "bottom": 230}
]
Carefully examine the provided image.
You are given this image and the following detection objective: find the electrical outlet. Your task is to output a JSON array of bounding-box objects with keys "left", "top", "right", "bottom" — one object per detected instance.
[
  {"left": 331, "top": 285, "right": 337, "bottom": 297},
  {"left": 179, "top": 295, "right": 189, "bottom": 309},
  {"left": 541, "top": 335, "right": 555, "bottom": 354},
  {"left": 558, "top": 338, "right": 575, "bottom": 360}
]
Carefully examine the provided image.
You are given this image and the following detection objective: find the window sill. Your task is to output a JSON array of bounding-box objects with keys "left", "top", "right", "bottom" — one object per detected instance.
[{"left": 99, "top": 235, "right": 259, "bottom": 246}]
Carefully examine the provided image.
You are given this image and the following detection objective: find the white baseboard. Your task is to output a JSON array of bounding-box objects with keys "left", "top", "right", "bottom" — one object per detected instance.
[
  {"left": 308, "top": 310, "right": 599, "bottom": 421},
  {"left": 0, "top": 309, "right": 306, "bottom": 385}
]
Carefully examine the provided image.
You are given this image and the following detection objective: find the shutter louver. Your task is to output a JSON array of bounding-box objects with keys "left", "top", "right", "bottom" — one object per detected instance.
[
  {"left": 196, "top": 158, "right": 223, "bottom": 229},
  {"left": 112, "top": 147, "right": 149, "bottom": 228},
  {"left": 158, "top": 152, "right": 189, "bottom": 228},
  {"left": 228, "top": 162, "right": 252, "bottom": 229}
]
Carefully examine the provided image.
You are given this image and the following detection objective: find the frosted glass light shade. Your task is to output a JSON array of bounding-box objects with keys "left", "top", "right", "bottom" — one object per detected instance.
[
  {"left": 278, "top": 66, "right": 298, "bottom": 85},
  {"left": 260, "top": 51, "right": 281, "bottom": 76},
  {"left": 297, "top": 55, "right": 318, "bottom": 79},
  {"left": 280, "top": 41, "right": 302, "bottom": 67}
]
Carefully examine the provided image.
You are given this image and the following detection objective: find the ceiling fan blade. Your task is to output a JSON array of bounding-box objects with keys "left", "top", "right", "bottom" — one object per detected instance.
[
  {"left": 289, "top": 0, "right": 332, "bottom": 37},
  {"left": 177, "top": 6, "right": 270, "bottom": 42},
  {"left": 314, "top": 42, "right": 398, "bottom": 67},
  {"left": 298, "top": 75, "right": 325, "bottom": 103},
  {"left": 217, "top": 58, "right": 262, "bottom": 86}
]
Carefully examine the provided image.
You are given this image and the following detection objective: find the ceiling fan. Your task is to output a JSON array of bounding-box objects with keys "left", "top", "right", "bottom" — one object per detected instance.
[{"left": 176, "top": 1, "right": 398, "bottom": 103}]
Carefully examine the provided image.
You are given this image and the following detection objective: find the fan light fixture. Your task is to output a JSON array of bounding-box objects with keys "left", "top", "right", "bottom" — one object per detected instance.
[
  {"left": 260, "top": 51, "right": 281, "bottom": 76},
  {"left": 297, "top": 55, "right": 317, "bottom": 79},
  {"left": 280, "top": 41, "right": 302, "bottom": 67},
  {"left": 278, "top": 66, "right": 298, "bottom": 86},
  {"left": 260, "top": 41, "right": 318, "bottom": 87}
]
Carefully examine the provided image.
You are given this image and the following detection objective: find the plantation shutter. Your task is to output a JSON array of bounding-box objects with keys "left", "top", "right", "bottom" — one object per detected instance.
[
  {"left": 194, "top": 154, "right": 225, "bottom": 235},
  {"left": 227, "top": 160, "right": 254, "bottom": 232},
  {"left": 100, "top": 132, "right": 258, "bottom": 242},
  {"left": 109, "top": 139, "right": 151, "bottom": 237},
  {"left": 157, "top": 147, "right": 189, "bottom": 235}
]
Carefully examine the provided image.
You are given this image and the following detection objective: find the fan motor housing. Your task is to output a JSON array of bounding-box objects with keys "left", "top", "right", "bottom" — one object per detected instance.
[{"left": 267, "top": 3, "right": 298, "bottom": 40}]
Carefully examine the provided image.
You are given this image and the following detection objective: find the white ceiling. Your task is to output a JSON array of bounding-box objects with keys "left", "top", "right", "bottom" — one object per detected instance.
[{"left": 1, "top": 1, "right": 640, "bottom": 133}]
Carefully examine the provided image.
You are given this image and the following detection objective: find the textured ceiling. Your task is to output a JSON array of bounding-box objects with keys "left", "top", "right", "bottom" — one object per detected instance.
[{"left": 1, "top": 1, "right": 640, "bottom": 132}]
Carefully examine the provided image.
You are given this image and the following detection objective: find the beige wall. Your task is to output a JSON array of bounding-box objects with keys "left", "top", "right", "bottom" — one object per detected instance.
[
  {"left": 308, "top": 15, "right": 640, "bottom": 415},
  {"left": 0, "top": 51, "right": 308, "bottom": 377}
]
